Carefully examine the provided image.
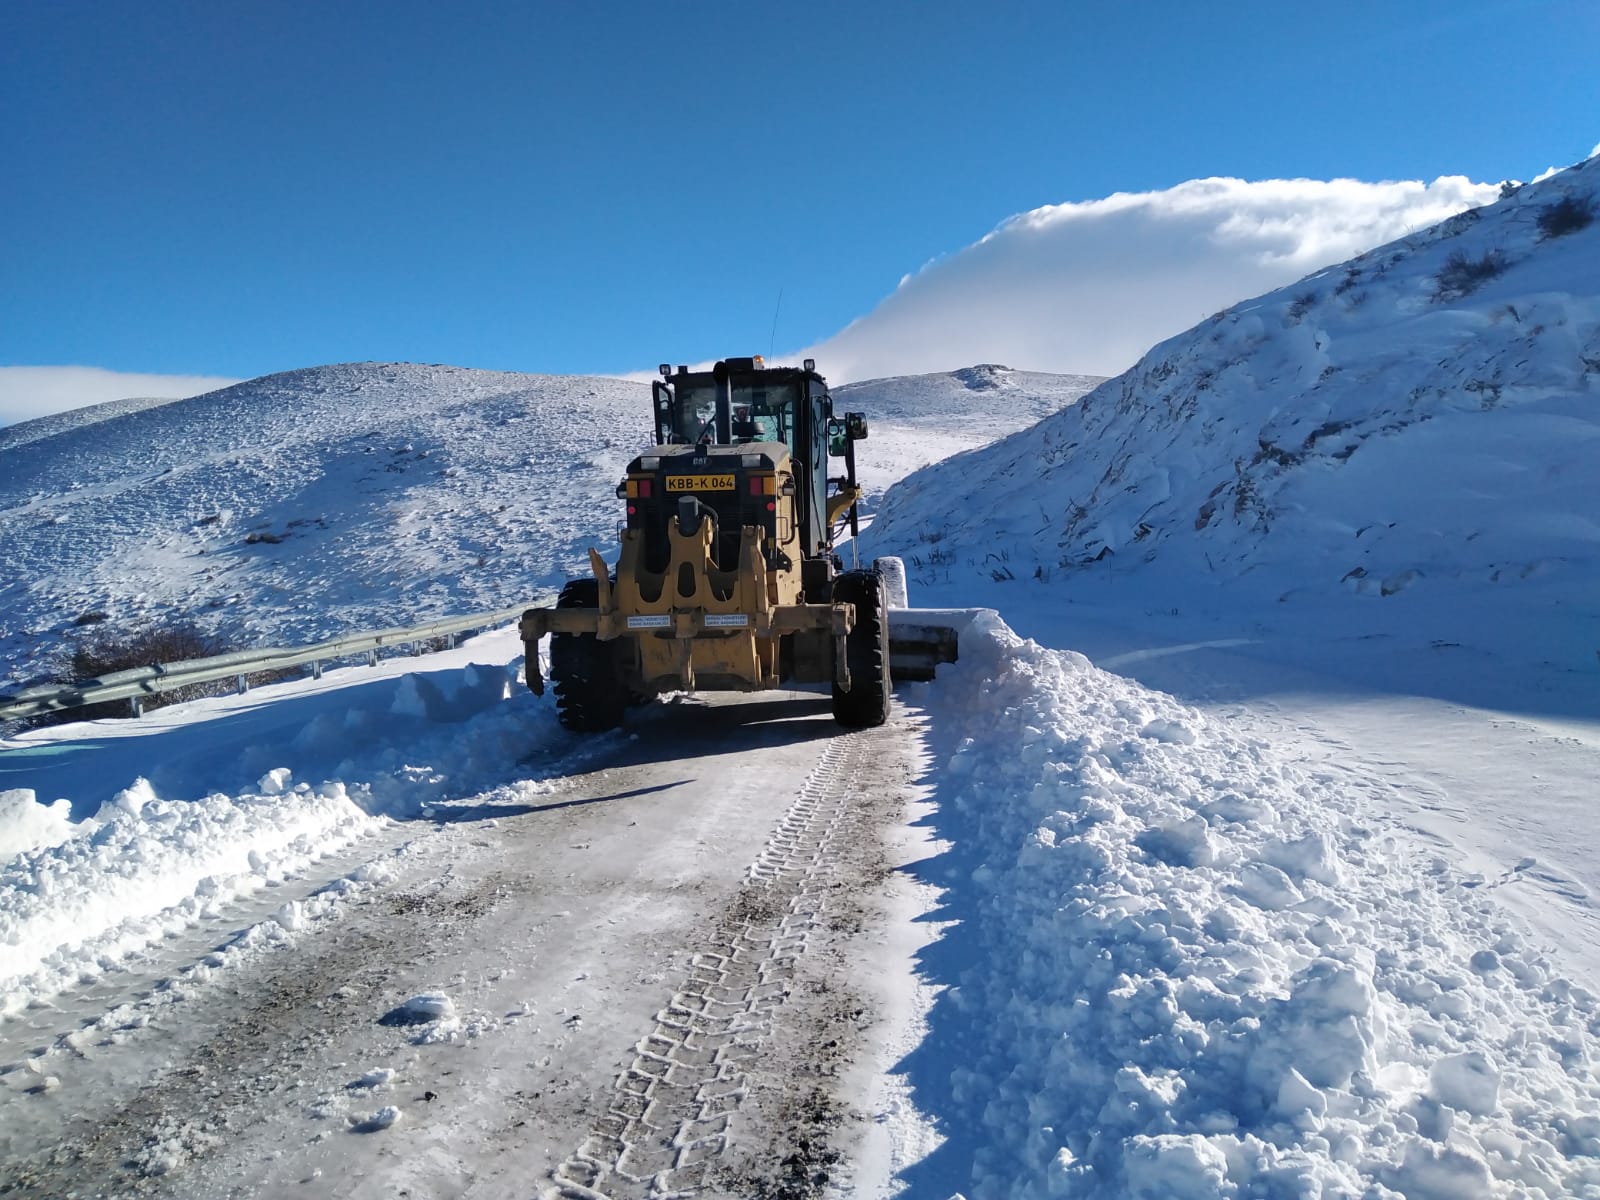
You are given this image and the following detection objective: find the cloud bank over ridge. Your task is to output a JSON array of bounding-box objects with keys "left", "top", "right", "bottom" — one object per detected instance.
[
  {"left": 803, "top": 175, "right": 1500, "bottom": 383},
  {"left": 0, "top": 366, "right": 241, "bottom": 427}
]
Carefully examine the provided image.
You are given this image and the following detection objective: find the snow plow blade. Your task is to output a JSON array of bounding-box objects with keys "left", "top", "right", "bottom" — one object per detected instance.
[{"left": 887, "top": 608, "right": 969, "bottom": 682}]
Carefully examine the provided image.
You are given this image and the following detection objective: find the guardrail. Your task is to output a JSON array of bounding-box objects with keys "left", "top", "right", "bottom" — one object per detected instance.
[{"left": 0, "top": 604, "right": 530, "bottom": 722}]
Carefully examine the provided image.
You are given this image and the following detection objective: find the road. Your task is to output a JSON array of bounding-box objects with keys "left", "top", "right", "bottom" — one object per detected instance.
[{"left": 0, "top": 690, "right": 932, "bottom": 1199}]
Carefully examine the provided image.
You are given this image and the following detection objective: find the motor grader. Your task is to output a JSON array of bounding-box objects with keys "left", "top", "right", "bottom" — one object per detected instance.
[{"left": 519, "top": 356, "right": 902, "bottom": 731}]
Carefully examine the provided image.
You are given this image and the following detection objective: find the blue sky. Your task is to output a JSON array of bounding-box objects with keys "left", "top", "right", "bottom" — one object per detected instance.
[{"left": 1, "top": 0, "right": 1595, "bottom": 393}]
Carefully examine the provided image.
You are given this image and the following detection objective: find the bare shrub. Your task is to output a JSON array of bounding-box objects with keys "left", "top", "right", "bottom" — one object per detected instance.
[
  {"left": 67, "top": 621, "right": 226, "bottom": 681},
  {"left": 32, "top": 621, "right": 279, "bottom": 724},
  {"left": 1434, "top": 250, "right": 1508, "bottom": 301},
  {"left": 1537, "top": 194, "right": 1595, "bottom": 240}
]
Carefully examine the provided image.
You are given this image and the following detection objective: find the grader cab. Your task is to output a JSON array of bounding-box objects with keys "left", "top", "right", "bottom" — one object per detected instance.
[{"left": 519, "top": 356, "right": 902, "bottom": 730}]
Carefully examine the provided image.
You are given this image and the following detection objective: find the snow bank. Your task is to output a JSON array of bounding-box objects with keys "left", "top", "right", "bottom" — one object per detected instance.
[
  {"left": 0, "top": 657, "right": 557, "bottom": 1018},
  {"left": 913, "top": 613, "right": 1600, "bottom": 1198},
  {"left": 0, "top": 776, "right": 381, "bottom": 1017}
]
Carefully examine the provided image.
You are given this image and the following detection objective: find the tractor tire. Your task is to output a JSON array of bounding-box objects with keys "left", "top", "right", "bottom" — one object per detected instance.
[
  {"left": 550, "top": 578, "right": 626, "bottom": 732},
  {"left": 831, "top": 568, "right": 891, "bottom": 728}
]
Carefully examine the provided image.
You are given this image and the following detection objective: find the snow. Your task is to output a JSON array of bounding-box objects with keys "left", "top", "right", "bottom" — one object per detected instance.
[
  {"left": 855, "top": 156, "right": 1600, "bottom": 1197},
  {"left": 3, "top": 157, "right": 1600, "bottom": 1197},
  {"left": 0, "top": 634, "right": 568, "bottom": 1018},
  {"left": 900, "top": 611, "right": 1600, "bottom": 1197},
  {"left": 0, "top": 773, "right": 380, "bottom": 1016},
  {"left": 0, "top": 789, "right": 75, "bottom": 859},
  {"left": 348, "top": 1105, "right": 402, "bottom": 1133},
  {"left": 868, "top": 158, "right": 1600, "bottom": 680}
]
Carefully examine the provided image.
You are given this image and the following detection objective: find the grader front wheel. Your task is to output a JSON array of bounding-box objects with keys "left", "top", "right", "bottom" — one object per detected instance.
[
  {"left": 830, "top": 569, "right": 891, "bottom": 728},
  {"left": 549, "top": 579, "right": 626, "bottom": 732}
]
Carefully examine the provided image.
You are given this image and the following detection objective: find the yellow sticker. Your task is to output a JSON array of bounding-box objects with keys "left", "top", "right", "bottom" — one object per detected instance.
[{"left": 665, "top": 474, "right": 736, "bottom": 492}]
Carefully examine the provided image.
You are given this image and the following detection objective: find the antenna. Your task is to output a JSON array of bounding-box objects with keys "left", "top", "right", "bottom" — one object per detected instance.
[{"left": 767, "top": 287, "right": 784, "bottom": 362}]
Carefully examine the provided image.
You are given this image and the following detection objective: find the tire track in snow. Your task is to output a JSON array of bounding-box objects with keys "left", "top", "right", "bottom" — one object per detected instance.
[{"left": 547, "top": 729, "right": 868, "bottom": 1198}]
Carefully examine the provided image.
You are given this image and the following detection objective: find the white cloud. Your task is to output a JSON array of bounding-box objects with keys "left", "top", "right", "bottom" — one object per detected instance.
[
  {"left": 801, "top": 175, "right": 1499, "bottom": 383},
  {"left": 0, "top": 366, "right": 241, "bottom": 427}
]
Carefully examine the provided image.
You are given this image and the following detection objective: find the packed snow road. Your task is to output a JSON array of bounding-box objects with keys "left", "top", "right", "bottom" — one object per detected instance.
[{"left": 0, "top": 683, "right": 930, "bottom": 1199}]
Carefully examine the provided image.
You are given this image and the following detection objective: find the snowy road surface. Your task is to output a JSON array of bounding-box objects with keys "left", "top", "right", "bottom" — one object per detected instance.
[
  {"left": 6, "top": 608, "right": 1600, "bottom": 1198},
  {"left": 1, "top": 679, "right": 932, "bottom": 1199}
]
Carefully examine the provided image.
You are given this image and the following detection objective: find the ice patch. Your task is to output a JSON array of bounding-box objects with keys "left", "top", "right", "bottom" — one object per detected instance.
[{"left": 396, "top": 992, "right": 455, "bottom": 1022}]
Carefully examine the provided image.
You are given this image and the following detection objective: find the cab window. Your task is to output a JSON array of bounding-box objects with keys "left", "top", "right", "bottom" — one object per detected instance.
[
  {"left": 672, "top": 385, "right": 718, "bottom": 443},
  {"left": 730, "top": 382, "right": 797, "bottom": 449}
]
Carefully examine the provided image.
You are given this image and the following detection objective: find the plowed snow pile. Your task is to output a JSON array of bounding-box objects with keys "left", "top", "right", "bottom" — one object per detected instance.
[
  {"left": 0, "top": 646, "right": 551, "bottom": 1018},
  {"left": 916, "top": 614, "right": 1600, "bottom": 1199}
]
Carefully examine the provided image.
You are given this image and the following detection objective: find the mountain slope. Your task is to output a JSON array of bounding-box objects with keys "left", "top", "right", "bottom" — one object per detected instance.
[
  {"left": 838, "top": 364, "right": 1102, "bottom": 498},
  {"left": 867, "top": 158, "right": 1600, "bottom": 674},
  {"left": 0, "top": 364, "right": 644, "bottom": 687}
]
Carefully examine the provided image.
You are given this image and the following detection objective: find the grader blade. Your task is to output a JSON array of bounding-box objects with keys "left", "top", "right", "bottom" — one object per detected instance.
[{"left": 887, "top": 609, "right": 965, "bottom": 682}]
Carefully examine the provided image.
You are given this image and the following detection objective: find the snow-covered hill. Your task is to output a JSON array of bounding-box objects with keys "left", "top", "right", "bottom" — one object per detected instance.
[
  {"left": 839, "top": 364, "right": 1103, "bottom": 492},
  {"left": 0, "top": 364, "right": 642, "bottom": 688},
  {"left": 0, "top": 361, "right": 1098, "bottom": 688},
  {"left": 868, "top": 157, "right": 1600, "bottom": 679}
]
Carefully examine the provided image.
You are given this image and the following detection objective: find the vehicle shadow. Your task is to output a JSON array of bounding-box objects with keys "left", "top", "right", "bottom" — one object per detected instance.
[
  {"left": 433, "top": 780, "right": 697, "bottom": 822},
  {"left": 522, "top": 691, "right": 841, "bottom": 791}
]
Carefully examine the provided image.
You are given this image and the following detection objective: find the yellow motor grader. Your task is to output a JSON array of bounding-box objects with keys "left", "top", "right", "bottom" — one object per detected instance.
[{"left": 519, "top": 356, "right": 908, "bottom": 731}]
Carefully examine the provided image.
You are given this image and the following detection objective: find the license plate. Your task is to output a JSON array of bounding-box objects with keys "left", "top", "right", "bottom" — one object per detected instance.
[
  {"left": 666, "top": 474, "right": 735, "bottom": 492},
  {"left": 704, "top": 613, "right": 748, "bottom": 628},
  {"left": 626, "top": 614, "right": 672, "bottom": 629}
]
